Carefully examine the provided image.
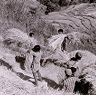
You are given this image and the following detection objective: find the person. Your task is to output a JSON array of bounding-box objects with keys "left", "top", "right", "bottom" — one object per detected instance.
[
  {"left": 66, "top": 52, "right": 82, "bottom": 68},
  {"left": 64, "top": 52, "right": 82, "bottom": 78},
  {"left": 25, "top": 45, "right": 42, "bottom": 86},
  {"left": 48, "top": 29, "right": 65, "bottom": 51}
]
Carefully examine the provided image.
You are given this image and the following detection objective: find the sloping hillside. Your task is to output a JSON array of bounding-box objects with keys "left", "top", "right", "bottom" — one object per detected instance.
[
  {"left": 0, "top": 0, "right": 96, "bottom": 95},
  {"left": 42, "top": 3, "right": 96, "bottom": 34},
  {"left": 61, "top": 32, "right": 96, "bottom": 54},
  {"left": 0, "top": 0, "right": 56, "bottom": 45},
  {"left": 42, "top": 3, "right": 96, "bottom": 54}
]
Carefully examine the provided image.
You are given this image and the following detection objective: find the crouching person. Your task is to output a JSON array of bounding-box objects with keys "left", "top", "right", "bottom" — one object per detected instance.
[{"left": 25, "top": 45, "right": 42, "bottom": 86}]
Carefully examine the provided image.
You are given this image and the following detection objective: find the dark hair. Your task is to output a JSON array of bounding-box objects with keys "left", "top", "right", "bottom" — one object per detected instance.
[
  {"left": 29, "top": 32, "right": 34, "bottom": 37},
  {"left": 58, "top": 29, "right": 63, "bottom": 33},
  {"left": 70, "top": 52, "right": 82, "bottom": 61},
  {"left": 45, "top": 11, "right": 49, "bottom": 15},
  {"left": 75, "top": 52, "right": 82, "bottom": 60},
  {"left": 71, "top": 67, "right": 77, "bottom": 73},
  {"left": 32, "top": 45, "right": 41, "bottom": 52},
  {"left": 17, "top": 42, "right": 22, "bottom": 47},
  {"left": 74, "top": 79, "right": 92, "bottom": 95}
]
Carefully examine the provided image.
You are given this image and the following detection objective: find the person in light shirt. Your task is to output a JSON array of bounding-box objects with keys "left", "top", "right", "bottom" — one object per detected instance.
[
  {"left": 48, "top": 29, "right": 65, "bottom": 51},
  {"left": 25, "top": 45, "right": 42, "bottom": 86}
]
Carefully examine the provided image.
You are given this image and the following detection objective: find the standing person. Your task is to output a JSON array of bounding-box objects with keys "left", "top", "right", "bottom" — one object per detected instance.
[
  {"left": 48, "top": 29, "right": 65, "bottom": 51},
  {"left": 25, "top": 45, "right": 42, "bottom": 86}
]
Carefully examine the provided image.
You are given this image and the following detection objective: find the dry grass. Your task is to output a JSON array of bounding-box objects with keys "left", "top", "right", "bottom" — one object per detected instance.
[{"left": 0, "top": 0, "right": 56, "bottom": 46}]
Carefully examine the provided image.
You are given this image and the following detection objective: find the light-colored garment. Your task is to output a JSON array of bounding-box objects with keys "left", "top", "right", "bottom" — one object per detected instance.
[
  {"left": 25, "top": 51, "right": 33, "bottom": 74},
  {"left": 32, "top": 51, "right": 42, "bottom": 72},
  {"left": 44, "top": 49, "right": 70, "bottom": 64},
  {"left": 25, "top": 50, "right": 42, "bottom": 74},
  {"left": 48, "top": 34, "right": 65, "bottom": 51}
]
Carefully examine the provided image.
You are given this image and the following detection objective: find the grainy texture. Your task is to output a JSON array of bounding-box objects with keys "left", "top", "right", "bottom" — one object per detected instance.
[{"left": 0, "top": 0, "right": 96, "bottom": 95}]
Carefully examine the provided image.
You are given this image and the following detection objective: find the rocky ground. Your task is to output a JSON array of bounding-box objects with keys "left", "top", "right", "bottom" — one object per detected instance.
[{"left": 0, "top": 0, "right": 96, "bottom": 95}]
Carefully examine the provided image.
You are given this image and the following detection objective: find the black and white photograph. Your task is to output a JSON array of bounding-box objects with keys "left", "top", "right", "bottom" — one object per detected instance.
[{"left": 0, "top": 0, "right": 96, "bottom": 95}]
